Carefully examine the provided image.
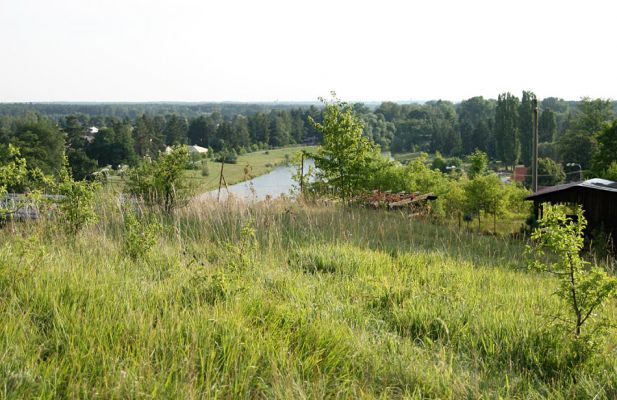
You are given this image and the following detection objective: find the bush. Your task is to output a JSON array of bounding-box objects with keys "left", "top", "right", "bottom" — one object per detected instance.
[
  {"left": 215, "top": 149, "right": 238, "bottom": 164},
  {"left": 201, "top": 160, "right": 210, "bottom": 177},
  {"left": 55, "top": 160, "right": 100, "bottom": 235},
  {"left": 527, "top": 204, "right": 617, "bottom": 365},
  {"left": 124, "top": 145, "right": 192, "bottom": 214},
  {"left": 122, "top": 210, "right": 161, "bottom": 261}
]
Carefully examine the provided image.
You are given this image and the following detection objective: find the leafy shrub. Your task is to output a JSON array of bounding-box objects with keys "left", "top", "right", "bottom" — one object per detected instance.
[
  {"left": 215, "top": 149, "right": 238, "bottom": 164},
  {"left": 122, "top": 210, "right": 161, "bottom": 261},
  {"left": 56, "top": 161, "right": 100, "bottom": 235},
  {"left": 527, "top": 204, "right": 617, "bottom": 367},
  {"left": 124, "top": 145, "right": 192, "bottom": 214}
]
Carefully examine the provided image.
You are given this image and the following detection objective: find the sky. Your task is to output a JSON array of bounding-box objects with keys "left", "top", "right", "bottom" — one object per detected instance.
[{"left": 1, "top": 0, "right": 616, "bottom": 103}]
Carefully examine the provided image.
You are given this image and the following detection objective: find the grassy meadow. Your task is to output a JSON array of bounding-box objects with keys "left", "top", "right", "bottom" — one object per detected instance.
[{"left": 0, "top": 199, "right": 615, "bottom": 399}]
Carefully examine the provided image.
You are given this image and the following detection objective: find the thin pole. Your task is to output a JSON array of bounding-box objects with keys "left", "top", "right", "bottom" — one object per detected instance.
[
  {"left": 532, "top": 99, "right": 539, "bottom": 192},
  {"left": 217, "top": 160, "right": 225, "bottom": 201},
  {"left": 299, "top": 152, "right": 305, "bottom": 195}
]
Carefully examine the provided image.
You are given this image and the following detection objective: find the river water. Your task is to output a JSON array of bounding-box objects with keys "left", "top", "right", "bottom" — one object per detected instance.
[{"left": 197, "top": 159, "right": 315, "bottom": 202}]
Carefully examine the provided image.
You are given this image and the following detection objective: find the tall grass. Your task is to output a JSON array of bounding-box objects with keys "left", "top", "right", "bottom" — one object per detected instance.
[{"left": 0, "top": 197, "right": 615, "bottom": 398}]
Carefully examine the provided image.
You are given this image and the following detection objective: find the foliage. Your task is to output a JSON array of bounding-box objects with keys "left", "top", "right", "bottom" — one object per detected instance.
[
  {"left": 290, "top": 150, "right": 314, "bottom": 196},
  {"left": 527, "top": 204, "right": 617, "bottom": 342},
  {"left": 87, "top": 123, "right": 138, "bottom": 168},
  {"left": 215, "top": 148, "right": 238, "bottom": 164},
  {"left": 603, "top": 161, "right": 617, "bottom": 181},
  {"left": 559, "top": 131, "right": 598, "bottom": 170},
  {"left": 310, "top": 94, "right": 378, "bottom": 201},
  {"left": 0, "top": 114, "right": 65, "bottom": 176},
  {"left": 495, "top": 93, "right": 520, "bottom": 169},
  {"left": 592, "top": 121, "right": 617, "bottom": 177},
  {"left": 464, "top": 173, "right": 507, "bottom": 231},
  {"left": 539, "top": 108, "right": 557, "bottom": 142},
  {"left": 124, "top": 145, "right": 191, "bottom": 214},
  {"left": 518, "top": 91, "right": 536, "bottom": 166},
  {"left": 122, "top": 209, "right": 161, "bottom": 261},
  {"left": 571, "top": 97, "right": 613, "bottom": 136},
  {"left": 201, "top": 159, "right": 210, "bottom": 177},
  {"left": 0, "top": 144, "right": 28, "bottom": 198},
  {"left": 524, "top": 157, "right": 565, "bottom": 187},
  {"left": 55, "top": 161, "right": 100, "bottom": 235},
  {"left": 466, "top": 149, "right": 489, "bottom": 179}
]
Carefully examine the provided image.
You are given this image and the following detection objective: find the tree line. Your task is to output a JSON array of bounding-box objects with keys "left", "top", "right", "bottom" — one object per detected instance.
[{"left": 1, "top": 95, "right": 616, "bottom": 185}]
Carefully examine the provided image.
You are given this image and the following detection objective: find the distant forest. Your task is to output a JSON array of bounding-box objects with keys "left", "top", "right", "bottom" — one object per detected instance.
[{"left": 1, "top": 95, "right": 616, "bottom": 182}]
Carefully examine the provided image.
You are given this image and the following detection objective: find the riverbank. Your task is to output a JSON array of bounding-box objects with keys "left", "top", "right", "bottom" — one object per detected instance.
[
  {"left": 188, "top": 146, "right": 316, "bottom": 193},
  {"left": 107, "top": 146, "right": 316, "bottom": 192}
]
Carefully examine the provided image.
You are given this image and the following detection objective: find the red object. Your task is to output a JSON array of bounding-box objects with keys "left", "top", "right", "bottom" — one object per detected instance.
[{"left": 514, "top": 166, "right": 528, "bottom": 183}]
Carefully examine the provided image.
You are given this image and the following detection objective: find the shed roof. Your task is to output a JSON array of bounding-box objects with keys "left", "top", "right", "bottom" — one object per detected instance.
[{"left": 526, "top": 178, "right": 617, "bottom": 200}]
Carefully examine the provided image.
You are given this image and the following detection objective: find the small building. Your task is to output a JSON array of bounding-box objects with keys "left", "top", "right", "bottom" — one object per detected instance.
[
  {"left": 187, "top": 145, "right": 208, "bottom": 155},
  {"left": 526, "top": 178, "right": 617, "bottom": 240},
  {"left": 165, "top": 145, "right": 209, "bottom": 155}
]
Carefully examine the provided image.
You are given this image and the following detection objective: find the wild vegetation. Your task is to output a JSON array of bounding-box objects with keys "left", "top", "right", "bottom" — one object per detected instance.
[
  {"left": 0, "top": 197, "right": 615, "bottom": 399},
  {"left": 1, "top": 96, "right": 616, "bottom": 398}
]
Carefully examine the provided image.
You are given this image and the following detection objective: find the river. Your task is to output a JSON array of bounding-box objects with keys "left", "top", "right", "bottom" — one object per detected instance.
[{"left": 197, "top": 159, "right": 315, "bottom": 201}]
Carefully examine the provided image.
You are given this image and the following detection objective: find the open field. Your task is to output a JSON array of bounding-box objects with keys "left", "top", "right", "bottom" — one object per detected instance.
[{"left": 0, "top": 200, "right": 615, "bottom": 398}]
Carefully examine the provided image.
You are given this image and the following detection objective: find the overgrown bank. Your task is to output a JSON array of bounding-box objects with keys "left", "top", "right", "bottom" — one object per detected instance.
[{"left": 0, "top": 200, "right": 615, "bottom": 399}]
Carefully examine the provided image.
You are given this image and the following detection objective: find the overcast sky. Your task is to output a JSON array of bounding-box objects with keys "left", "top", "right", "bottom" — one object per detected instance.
[{"left": 1, "top": 0, "right": 615, "bottom": 103}]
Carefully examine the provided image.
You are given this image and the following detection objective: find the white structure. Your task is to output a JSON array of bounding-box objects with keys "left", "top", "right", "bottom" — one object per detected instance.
[
  {"left": 165, "top": 145, "right": 209, "bottom": 154},
  {"left": 188, "top": 145, "right": 208, "bottom": 154}
]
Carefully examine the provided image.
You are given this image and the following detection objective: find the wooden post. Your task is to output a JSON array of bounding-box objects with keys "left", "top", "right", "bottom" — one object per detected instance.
[
  {"left": 532, "top": 99, "right": 539, "bottom": 192},
  {"left": 299, "top": 152, "right": 305, "bottom": 196},
  {"left": 217, "top": 161, "right": 225, "bottom": 202}
]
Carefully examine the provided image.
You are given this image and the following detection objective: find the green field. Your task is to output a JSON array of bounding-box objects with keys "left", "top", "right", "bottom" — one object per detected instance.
[{"left": 0, "top": 201, "right": 615, "bottom": 398}]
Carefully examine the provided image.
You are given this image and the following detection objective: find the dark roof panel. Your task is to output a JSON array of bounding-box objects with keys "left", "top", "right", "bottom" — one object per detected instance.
[{"left": 526, "top": 178, "right": 617, "bottom": 200}]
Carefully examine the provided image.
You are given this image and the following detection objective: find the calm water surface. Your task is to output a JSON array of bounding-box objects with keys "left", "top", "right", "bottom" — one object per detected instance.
[{"left": 198, "top": 159, "right": 315, "bottom": 201}]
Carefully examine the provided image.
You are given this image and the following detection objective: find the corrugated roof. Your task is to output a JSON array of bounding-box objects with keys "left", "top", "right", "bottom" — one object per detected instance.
[{"left": 526, "top": 178, "right": 617, "bottom": 200}]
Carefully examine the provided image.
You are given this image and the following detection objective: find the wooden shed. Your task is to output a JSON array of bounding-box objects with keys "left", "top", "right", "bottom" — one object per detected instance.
[{"left": 526, "top": 178, "right": 617, "bottom": 240}]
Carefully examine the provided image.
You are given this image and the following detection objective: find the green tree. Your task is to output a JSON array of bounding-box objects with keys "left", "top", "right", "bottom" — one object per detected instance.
[
  {"left": 56, "top": 161, "right": 100, "bottom": 235},
  {"left": 524, "top": 157, "right": 565, "bottom": 187},
  {"left": 466, "top": 149, "right": 489, "bottom": 179},
  {"left": 559, "top": 131, "right": 597, "bottom": 170},
  {"left": 464, "top": 173, "right": 507, "bottom": 233},
  {"left": 431, "top": 151, "right": 447, "bottom": 172},
  {"left": 310, "top": 95, "right": 377, "bottom": 201},
  {"left": 591, "top": 121, "right": 617, "bottom": 177},
  {"left": 527, "top": 204, "right": 617, "bottom": 341},
  {"left": 494, "top": 93, "right": 520, "bottom": 169},
  {"left": 518, "top": 91, "right": 536, "bottom": 166},
  {"left": 572, "top": 97, "right": 613, "bottom": 136},
  {"left": 67, "top": 149, "right": 98, "bottom": 180},
  {"left": 603, "top": 161, "right": 617, "bottom": 181},
  {"left": 539, "top": 108, "right": 557, "bottom": 142},
  {"left": 87, "top": 125, "right": 137, "bottom": 168},
  {"left": 269, "top": 111, "right": 292, "bottom": 147},
  {"left": 124, "top": 145, "right": 191, "bottom": 214},
  {"left": 458, "top": 96, "right": 495, "bottom": 155},
  {"left": 164, "top": 114, "right": 188, "bottom": 145},
  {"left": 2, "top": 115, "right": 66, "bottom": 176},
  {"left": 472, "top": 120, "right": 492, "bottom": 156},
  {"left": 0, "top": 144, "right": 28, "bottom": 205}
]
